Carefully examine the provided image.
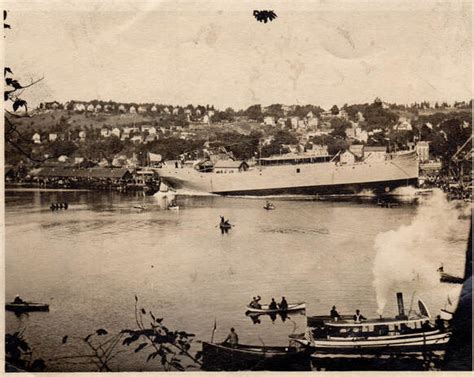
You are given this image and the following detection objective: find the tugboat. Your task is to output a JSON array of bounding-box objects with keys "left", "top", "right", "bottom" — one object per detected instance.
[{"left": 293, "top": 293, "right": 450, "bottom": 357}]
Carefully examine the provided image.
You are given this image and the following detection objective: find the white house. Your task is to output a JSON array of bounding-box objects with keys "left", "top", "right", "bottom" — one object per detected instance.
[
  {"left": 94, "top": 104, "right": 102, "bottom": 112},
  {"left": 86, "top": 104, "right": 95, "bottom": 112},
  {"left": 100, "top": 128, "right": 110, "bottom": 137},
  {"left": 58, "top": 155, "right": 69, "bottom": 162},
  {"left": 307, "top": 117, "right": 319, "bottom": 127},
  {"left": 354, "top": 128, "right": 368, "bottom": 143},
  {"left": 148, "top": 127, "right": 157, "bottom": 135},
  {"left": 208, "top": 110, "right": 215, "bottom": 117},
  {"left": 290, "top": 116, "right": 300, "bottom": 128},
  {"left": 138, "top": 106, "right": 147, "bottom": 114},
  {"left": 263, "top": 116, "right": 275, "bottom": 126},
  {"left": 121, "top": 132, "right": 130, "bottom": 141},
  {"left": 49, "top": 133, "right": 58, "bottom": 142},
  {"left": 32, "top": 133, "right": 41, "bottom": 144},
  {"left": 396, "top": 117, "right": 413, "bottom": 131},
  {"left": 118, "top": 104, "right": 126, "bottom": 113},
  {"left": 129, "top": 106, "right": 137, "bottom": 114},
  {"left": 151, "top": 105, "right": 158, "bottom": 112},
  {"left": 340, "top": 150, "right": 355, "bottom": 164},
  {"left": 74, "top": 103, "right": 86, "bottom": 112},
  {"left": 111, "top": 127, "right": 121, "bottom": 138},
  {"left": 79, "top": 130, "right": 86, "bottom": 141},
  {"left": 130, "top": 135, "right": 143, "bottom": 143},
  {"left": 202, "top": 114, "right": 210, "bottom": 124},
  {"left": 163, "top": 107, "right": 171, "bottom": 114},
  {"left": 172, "top": 107, "right": 179, "bottom": 115}
]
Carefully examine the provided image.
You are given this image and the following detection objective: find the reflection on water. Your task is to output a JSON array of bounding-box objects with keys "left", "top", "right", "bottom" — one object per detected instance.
[{"left": 5, "top": 189, "right": 470, "bottom": 371}]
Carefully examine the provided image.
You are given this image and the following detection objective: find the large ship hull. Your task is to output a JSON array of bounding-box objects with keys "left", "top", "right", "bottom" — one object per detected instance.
[{"left": 157, "top": 151, "right": 419, "bottom": 196}]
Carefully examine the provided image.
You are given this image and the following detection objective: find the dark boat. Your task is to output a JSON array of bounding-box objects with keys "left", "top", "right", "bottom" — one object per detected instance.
[
  {"left": 439, "top": 272, "right": 464, "bottom": 284},
  {"left": 6, "top": 302, "right": 49, "bottom": 313},
  {"left": 201, "top": 342, "right": 311, "bottom": 371}
]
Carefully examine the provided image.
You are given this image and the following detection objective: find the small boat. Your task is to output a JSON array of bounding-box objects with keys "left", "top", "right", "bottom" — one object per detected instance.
[
  {"left": 133, "top": 204, "right": 147, "bottom": 210},
  {"left": 439, "top": 272, "right": 463, "bottom": 284},
  {"left": 6, "top": 302, "right": 49, "bottom": 313},
  {"left": 168, "top": 204, "right": 180, "bottom": 210},
  {"left": 201, "top": 341, "right": 311, "bottom": 371},
  {"left": 263, "top": 202, "right": 275, "bottom": 210},
  {"left": 246, "top": 302, "right": 306, "bottom": 314}
]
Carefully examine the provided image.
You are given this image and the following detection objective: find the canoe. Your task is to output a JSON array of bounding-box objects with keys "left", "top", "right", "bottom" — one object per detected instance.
[
  {"left": 246, "top": 302, "right": 306, "bottom": 314},
  {"left": 6, "top": 302, "right": 49, "bottom": 312},
  {"left": 219, "top": 223, "right": 232, "bottom": 229},
  {"left": 201, "top": 341, "right": 311, "bottom": 371}
]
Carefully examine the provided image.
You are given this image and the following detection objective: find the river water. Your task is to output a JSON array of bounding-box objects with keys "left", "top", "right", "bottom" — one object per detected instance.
[{"left": 4, "top": 189, "right": 470, "bottom": 371}]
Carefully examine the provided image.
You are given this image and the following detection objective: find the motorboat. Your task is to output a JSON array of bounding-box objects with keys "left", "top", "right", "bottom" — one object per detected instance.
[
  {"left": 292, "top": 293, "right": 450, "bottom": 355},
  {"left": 246, "top": 302, "right": 306, "bottom": 314},
  {"left": 201, "top": 341, "right": 311, "bottom": 371}
]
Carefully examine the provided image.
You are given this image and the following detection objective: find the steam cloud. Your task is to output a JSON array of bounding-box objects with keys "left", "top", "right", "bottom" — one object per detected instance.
[{"left": 372, "top": 189, "right": 468, "bottom": 315}]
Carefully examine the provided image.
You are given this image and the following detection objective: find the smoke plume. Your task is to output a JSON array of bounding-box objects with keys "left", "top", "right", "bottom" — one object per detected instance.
[{"left": 372, "top": 189, "right": 468, "bottom": 315}]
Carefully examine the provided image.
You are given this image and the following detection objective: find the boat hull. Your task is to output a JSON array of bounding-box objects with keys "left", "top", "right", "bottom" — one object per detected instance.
[
  {"left": 201, "top": 342, "right": 311, "bottom": 371},
  {"left": 158, "top": 151, "right": 419, "bottom": 196},
  {"left": 6, "top": 303, "right": 49, "bottom": 312}
]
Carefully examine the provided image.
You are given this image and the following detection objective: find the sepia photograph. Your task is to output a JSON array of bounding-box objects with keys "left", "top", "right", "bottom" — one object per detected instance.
[{"left": 3, "top": 0, "right": 472, "bottom": 373}]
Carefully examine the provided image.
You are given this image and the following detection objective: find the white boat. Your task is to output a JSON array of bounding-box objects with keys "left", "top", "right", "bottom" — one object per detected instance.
[
  {"left": 294, "top": 294, "right": 450, "bottom": 355},
  {"left": 156, "top": 151, "right": 419, "bottom": 196},
  {"left": 168, "top": 204, "right": 179, "bottom": 211},
  {"left": 246, "top": 302, "right": 306, "bottom": 314}
]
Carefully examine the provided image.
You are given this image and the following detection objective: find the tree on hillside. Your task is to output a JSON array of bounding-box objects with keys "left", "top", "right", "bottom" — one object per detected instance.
[
  {"left": 330, "top": 118, "right": 351, "bottom": 138},
  {"left": 244, "top": 104, "right": 263, "bottom": 122},
  {"left": 330, "top": 104, "right": 339, "bottom": 115}
]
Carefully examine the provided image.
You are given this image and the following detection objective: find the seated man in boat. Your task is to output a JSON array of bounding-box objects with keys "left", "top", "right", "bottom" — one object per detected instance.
[
  {"left": 249, "top": 297, "right": 258, "bottom": 308},
  {"left": 279, "top": 296, "right": 288, "bottom": 310},
  {"left": 269, "top": 298, "right": 278, "bottom": 310},
  {"left": 330, "top": 305, "right": 341, "bottom": 320},
  {"left": 13, "top": 295, "right": 25, "bottom": 304},
  {"left": 353, "top": 309, "right": 366, "bottom": 322},
  {"left": 435, "top": 315, "right": 445, "bottom": 331},
  {"left": 223, "top": 328, "right": 239, "bottom": 347},
  {"left": 421, "top": 320, "right": 433, "bottom": 331}
]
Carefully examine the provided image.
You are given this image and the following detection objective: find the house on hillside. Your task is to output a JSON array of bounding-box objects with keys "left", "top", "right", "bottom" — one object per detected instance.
[
  {"left": 172, "top": 107, "right": 179, "bottom": 115},
  {"left": 118, "top": 104, "right": 126, "bottom": 113},
  {"left": 111, "top": 127, "right": 121, "bottom": 138},
  {"left": 79, "top": 130, "right": 86, "bottom": 142},
  {"left": 86, "top": 104, "right": 95, "bottom": 112},
  {"left": 95, "top": 104, "right": 102, "bottom": 112},
  {"left": 263, "top": 116, "right": 275, "bottom": 126},
  {"left": 163, "top": 107, "right": 171, "bottom": 114},
  {"left": 144, "top": 135, "right": 157, "bottom": 143},
  {"left": 129, "top": 106, "right": 137, "bottom": 114},
  {"left": 151, "top": 105, "right": 158, "bottom": 112},
  {"left": 395, "top": 117, "right": 413, "bottom": 131},
  {"left": 138, "top": 106, "right": 147, "bottom": 114},
  {"left": 130, "top": 135, "right": 143, "bottom": 143},
  {"left": 121, "top": 131, "right": 130, "bottom": 141},
  {"left": 49, "top": 133, "right": 58, "bottom": 142},
  {"left": 290, "top": 116, "right": 299, "bottom": 128},
  {"left": 213, "top": 160, "right": 249, "bottom": 174},
  {"left": 32, "top": 133, "right": 41, "bottom": 144},
  {"left": 100, "top": 128, "right": 110, "bottom": 138},
  {"left": 74, "top": 103, "right": 86, "bottom": 112}
]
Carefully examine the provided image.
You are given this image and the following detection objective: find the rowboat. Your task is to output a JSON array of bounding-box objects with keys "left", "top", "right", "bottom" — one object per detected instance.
[
  {"left": 246, "top": 302, "right": 306, "bottom": 314},
  {"left": 6, "top": 302, "right": 49, "bottom": 313},
  {"left": 168, "top": 204, "right": 179, "bottom": 210},
  {"left": 201, "top": 341, "right": 311, "bottom": 371},
  {"left": 263, "top": 203, "right": 275, "bottom": 210},
  {"left": 133, "top": 204, "right": 147, "bottom": 210}
]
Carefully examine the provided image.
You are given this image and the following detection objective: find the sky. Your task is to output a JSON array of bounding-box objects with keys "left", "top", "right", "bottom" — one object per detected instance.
[{"left": 4, "top": 0, "right": 472, "bottom": 111}]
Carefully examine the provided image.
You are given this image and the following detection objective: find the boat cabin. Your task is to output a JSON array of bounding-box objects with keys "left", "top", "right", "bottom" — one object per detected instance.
[{"left": 315, "top": 317, "right": 432, "bottom": 339}]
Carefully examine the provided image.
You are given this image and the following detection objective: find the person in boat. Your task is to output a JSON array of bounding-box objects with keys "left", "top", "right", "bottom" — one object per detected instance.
[
  {"left": 64, "top": 203, "right": 69, "bottom": 210},
  {"left": 223, "top": 327, "right": 239, "bottom": 347},
  {"left": 435, "top": 315, "right": 445, "bottom": 331},
  {"left": 13, "top": 295, "right": 25, "bottom": 304},
  {"left": 353, "top": 309, "right": 366, "bottom": 322},
  {"left": 279, "top": 296, "right": 288, "bottom": 311},
  {"left": 269, "top": 298, "right": 278, "bottom": 310},
  {"left": 330, "top": 305, "right": 341, "bottom": 320},
  {"left": 422, "top": 320, "right": 433, "bottom": 331},
  {"left": 249, "top": 297, "right": 258, "bottom": 308}
]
